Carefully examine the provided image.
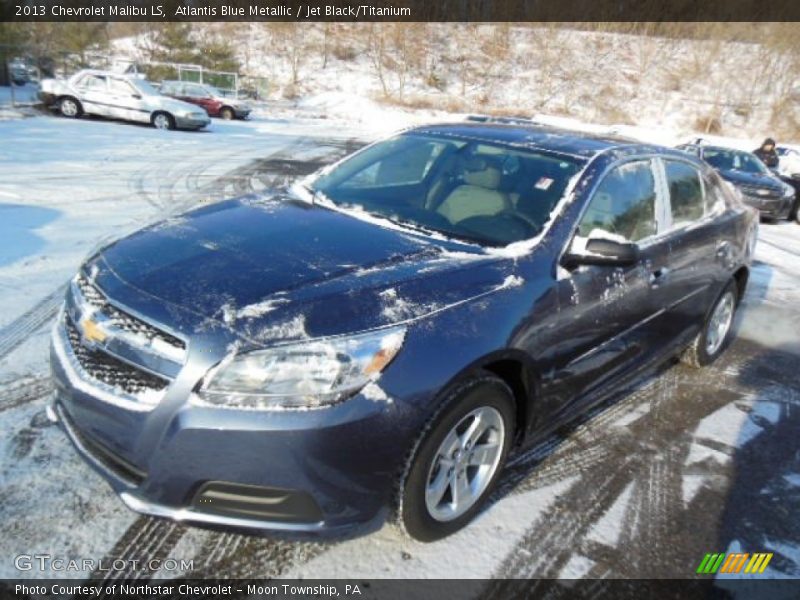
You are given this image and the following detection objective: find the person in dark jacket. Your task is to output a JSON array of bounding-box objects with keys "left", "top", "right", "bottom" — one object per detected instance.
[{"left": 754, "top": 138, "right": 779, "bottom": 168}]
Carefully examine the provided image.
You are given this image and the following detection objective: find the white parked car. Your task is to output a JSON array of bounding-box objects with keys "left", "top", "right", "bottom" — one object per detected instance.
[{"left": 39, "top": 69, "right": 211, "bottom": 131}]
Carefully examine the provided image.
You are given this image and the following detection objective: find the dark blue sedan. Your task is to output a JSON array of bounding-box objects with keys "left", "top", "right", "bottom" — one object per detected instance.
[
  {"left": 677, "top": 143, "right": 796, "bottom": 220},
  {"left": 50, "top": 123, "right": 757, "bottom": 541}
]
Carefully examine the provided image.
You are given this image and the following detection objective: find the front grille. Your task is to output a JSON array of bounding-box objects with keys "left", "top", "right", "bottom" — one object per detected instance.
[
  {"left": 739, "top": 185, "right": 780, "bottom": 200},
  {"left": 76, "top": 274, "right": 185, "bottom": 351},
  {"left": 66, "top": 316, "right": 169, "bottom": 396}
]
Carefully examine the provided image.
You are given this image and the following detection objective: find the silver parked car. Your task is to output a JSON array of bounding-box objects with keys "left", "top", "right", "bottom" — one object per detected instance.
[{"left": 39, "top": 69, "right": 211, "bottom": 131}]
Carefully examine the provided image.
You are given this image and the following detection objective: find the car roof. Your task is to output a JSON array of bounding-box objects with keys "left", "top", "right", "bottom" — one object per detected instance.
[
  {"left": 74, "top": 69, "right": 139, "bottom": 80},
  {"left": 405, "top": 122, "right": 670, "bottom": 160}
]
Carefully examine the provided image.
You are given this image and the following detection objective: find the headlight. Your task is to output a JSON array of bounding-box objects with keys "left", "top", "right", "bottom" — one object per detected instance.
[
  {"left": 188, "top": 112, "right": 207, "bottom": 119},
  {"left": 194, "top": 326, "right": 406, "bottom": 410}
]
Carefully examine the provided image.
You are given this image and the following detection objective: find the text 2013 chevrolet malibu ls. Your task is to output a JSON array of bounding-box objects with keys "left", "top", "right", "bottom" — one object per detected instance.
[{"left": 51, "top": 123, "right": 757, "bottom": 541}]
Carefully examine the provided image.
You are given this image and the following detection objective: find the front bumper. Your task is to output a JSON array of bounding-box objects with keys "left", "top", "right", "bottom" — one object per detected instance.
[
  {"left": 174, "top": 114, "right": 211, "bottom": 130},
  {"left": 741, "top": 193, "right": 793, "bottom": 219},
  {"left": 50, "top": 313, "right": 409, "bottom": 537}
]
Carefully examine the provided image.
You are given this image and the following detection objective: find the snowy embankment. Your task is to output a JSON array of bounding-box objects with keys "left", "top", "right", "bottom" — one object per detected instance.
[{"left": 113, "top": 24, "right": 800, "bottom": 142}]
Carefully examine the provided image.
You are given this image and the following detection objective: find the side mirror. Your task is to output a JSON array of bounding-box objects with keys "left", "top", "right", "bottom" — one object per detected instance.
[{"left": 563, "top": 237, "right": 640, "bottom": 268}]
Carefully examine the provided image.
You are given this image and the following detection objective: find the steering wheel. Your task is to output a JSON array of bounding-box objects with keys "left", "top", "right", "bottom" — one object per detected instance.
[{"left": 458, "top": 212, "right": 537, "bottom": 244}]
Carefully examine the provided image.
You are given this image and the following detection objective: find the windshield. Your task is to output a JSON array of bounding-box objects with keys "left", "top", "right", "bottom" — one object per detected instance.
[
  {"left": 131, "top": 79, "right": 163, "bottom": 97},
  {"left": 703, "top": 147, "right": 768, "bottom": 174},
  {"left": 309, "top": 133, "right": 583, "bottom": 246}
]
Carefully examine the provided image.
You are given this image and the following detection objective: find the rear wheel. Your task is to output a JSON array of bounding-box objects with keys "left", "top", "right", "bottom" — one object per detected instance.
[
  {"left": 220, "top": 107, "right": 235, "bottom": 120},
  {"left": 59, "top": 96, "right": 81, "bottom": 118},
  {"left": 398, "top": 373, "right": 515, "bottom": 542},
  {"left": 152, "top": 112, "right": 175, "bottom": 131},
  {"left": 681, "top": 280, "right": 738, "bottom": 368}
]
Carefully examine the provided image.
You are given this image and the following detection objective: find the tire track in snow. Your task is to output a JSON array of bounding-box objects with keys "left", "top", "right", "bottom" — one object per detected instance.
[
  {"left": 759, "top": 237, "right": 800, "bottom": 259},
  {"left": 0, "top": 285, "right": 66, "bottom": 361},
  {"left": 89, "top": 517, "right": 187, "bottom": 582},
  {"left": 0, "top": 374, "right": 53, "bottom": 413},
  {"left": 489, "top": 339, "right": 777, "bottom": 583},
  {"left": 181, "top": 533, "right": 330, "bottom": 579}
]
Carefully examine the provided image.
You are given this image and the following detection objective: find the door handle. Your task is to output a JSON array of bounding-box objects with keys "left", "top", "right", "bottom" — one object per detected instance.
[
  {"left": 716, "top": 241, "right": 732, "bottom": 260},
  {"left": 649, "top": 267, "right": 670, "bottom": 286}
]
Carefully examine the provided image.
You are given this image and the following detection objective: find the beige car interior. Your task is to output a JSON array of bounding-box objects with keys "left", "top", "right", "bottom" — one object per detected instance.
[{"left": 435, "top": 158, "right": 511, "bottom": 224}]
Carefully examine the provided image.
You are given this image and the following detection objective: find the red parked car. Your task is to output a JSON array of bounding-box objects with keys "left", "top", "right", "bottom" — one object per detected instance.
[{"left": 159, "top": 81, "right": 252, "bottom": 120}]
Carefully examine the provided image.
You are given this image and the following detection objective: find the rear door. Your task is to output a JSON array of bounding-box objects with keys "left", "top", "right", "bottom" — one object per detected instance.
[
  {"left": 656, "top": 158, "right": 726, "bottom": 343},
  {"left": 73, "top": 73, "right": 110, "bottom": 117}
]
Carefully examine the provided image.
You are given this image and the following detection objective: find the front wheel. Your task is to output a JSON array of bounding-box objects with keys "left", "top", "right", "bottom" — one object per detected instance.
[
  {"left": 681, "top": 280, "right": 738, "bottom": 368},
  {"left": 152, "top": 112, "right": 175, "bottom": 131},
  {"left": 220, "top": 107, "right": 235, "bottom": 120},
  {"left": 398, "top": 373, "right": 515, "bottom": 542}
]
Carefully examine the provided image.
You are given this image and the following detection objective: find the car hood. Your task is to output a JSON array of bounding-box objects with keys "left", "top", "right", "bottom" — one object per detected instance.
[
  {"left": 149, "top": 94, "right": 203, "bottom": 114},
  {"left": 92, "top": 195, "right": 515, "bottom": 346},
  {"left": 214, "top": 95, "right": 248, "bottom": 108},
  {"left": 717, "top": 168, "right": 784, "bottom": 190}
]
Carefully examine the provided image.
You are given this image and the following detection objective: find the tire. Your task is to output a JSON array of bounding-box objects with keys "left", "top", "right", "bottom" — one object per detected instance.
[
  {"left": 220, "top": 107, "right": 235, "bottom": 120},
  {"left": 398, "top": 373, "right": 515, "bottom": 542},
  {"left": 58, "top": 96, "right": 82, "bottom": 118},
  {"left": 151, "top": 112, "right": 175, "bottom": 131},
  {"left": 681, "top": 280, "right": 738, "bottom": 368}
]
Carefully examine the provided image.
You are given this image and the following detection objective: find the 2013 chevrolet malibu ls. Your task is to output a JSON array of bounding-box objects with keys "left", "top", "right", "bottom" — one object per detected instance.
[{"left": 50, "top": 123, "right": 757, "bottom": 541}]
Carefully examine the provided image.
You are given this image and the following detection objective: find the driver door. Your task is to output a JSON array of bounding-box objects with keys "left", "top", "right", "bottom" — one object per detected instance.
[
  {"left": 107, "top": 77, "right": 147, "bottom": 123},
  {"left": 544, "top": 159, "right": 672, "bottom": 415}
]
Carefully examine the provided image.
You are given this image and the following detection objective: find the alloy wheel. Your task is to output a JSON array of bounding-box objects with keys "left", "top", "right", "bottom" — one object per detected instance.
[
  {"left": 424, "top": 406, "right": 505, "bottom": 522},
  {"left": 705, "top": 291, "right": 735, "bottom": 355}
]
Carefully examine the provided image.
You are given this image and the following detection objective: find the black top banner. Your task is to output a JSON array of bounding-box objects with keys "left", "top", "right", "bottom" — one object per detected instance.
[{"left": 2, "top": 0, "right": 800, "bottom": 22}]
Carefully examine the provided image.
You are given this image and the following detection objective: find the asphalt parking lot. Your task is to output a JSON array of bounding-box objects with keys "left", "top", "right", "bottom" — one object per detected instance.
[{"left": 1, "top": 115, "right": 799, "bottom": 582}]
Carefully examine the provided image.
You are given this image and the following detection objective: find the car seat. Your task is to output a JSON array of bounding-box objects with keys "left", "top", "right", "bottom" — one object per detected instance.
[{"left": 436, "top": 157, "right": 511, "bottom": 224}]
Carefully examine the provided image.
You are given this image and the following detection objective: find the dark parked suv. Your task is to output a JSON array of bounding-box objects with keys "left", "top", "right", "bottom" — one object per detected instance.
[
  {"left": 678, "top": 143, "right": 796, "bottom": 220},
  {"left": 51, "top": 123, "right": 756, "bottom": 541}
]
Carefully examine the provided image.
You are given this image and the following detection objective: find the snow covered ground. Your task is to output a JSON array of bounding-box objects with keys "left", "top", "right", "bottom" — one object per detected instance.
[{"left": 0, "top": 110, "right": 799, "bottom": 584}]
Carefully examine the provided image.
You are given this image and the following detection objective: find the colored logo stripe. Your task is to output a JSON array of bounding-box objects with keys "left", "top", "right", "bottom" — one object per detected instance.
[{"left": 697, "top": 552, "right": 773, "bottom": 575}]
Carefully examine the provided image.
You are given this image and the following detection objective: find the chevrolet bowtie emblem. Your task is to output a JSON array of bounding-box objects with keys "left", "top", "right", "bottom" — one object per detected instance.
[{"left": 80, "top": 317, "right": 107, "bottom": 345}]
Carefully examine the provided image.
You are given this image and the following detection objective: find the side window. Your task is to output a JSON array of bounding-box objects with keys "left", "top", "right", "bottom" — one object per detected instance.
[
  {"left": 578, "top": 161, "right": 657, "bottom": 242},
  {"left": 185, "top": 85, "right": 209, "bottom": 98},
  {"left": 665, "top": 160, "right": 704, "bottom": 225},
  {"left": 76, "top": 74, "right": 107, "bottom": 91},
  {"left": 108, "top": 79, "right": 137, "bottom": 96}
]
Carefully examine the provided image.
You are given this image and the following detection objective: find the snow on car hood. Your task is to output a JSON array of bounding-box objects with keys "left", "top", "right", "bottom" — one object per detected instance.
[
  {"left": 93, "top": 195, "right": 517, "bottom": 345},
  {"left": 152, "top": 95, "right": 203, "bottom": 114}
]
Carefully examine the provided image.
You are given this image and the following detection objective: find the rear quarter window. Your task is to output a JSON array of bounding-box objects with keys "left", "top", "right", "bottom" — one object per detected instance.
[{"left": 665, "top": 160, "right": 705, "bottom": 225}]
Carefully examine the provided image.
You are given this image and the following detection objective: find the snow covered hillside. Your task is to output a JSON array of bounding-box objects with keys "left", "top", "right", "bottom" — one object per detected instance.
[{"left": 111, "top": 24, "right": 800, "bottom": 142}]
